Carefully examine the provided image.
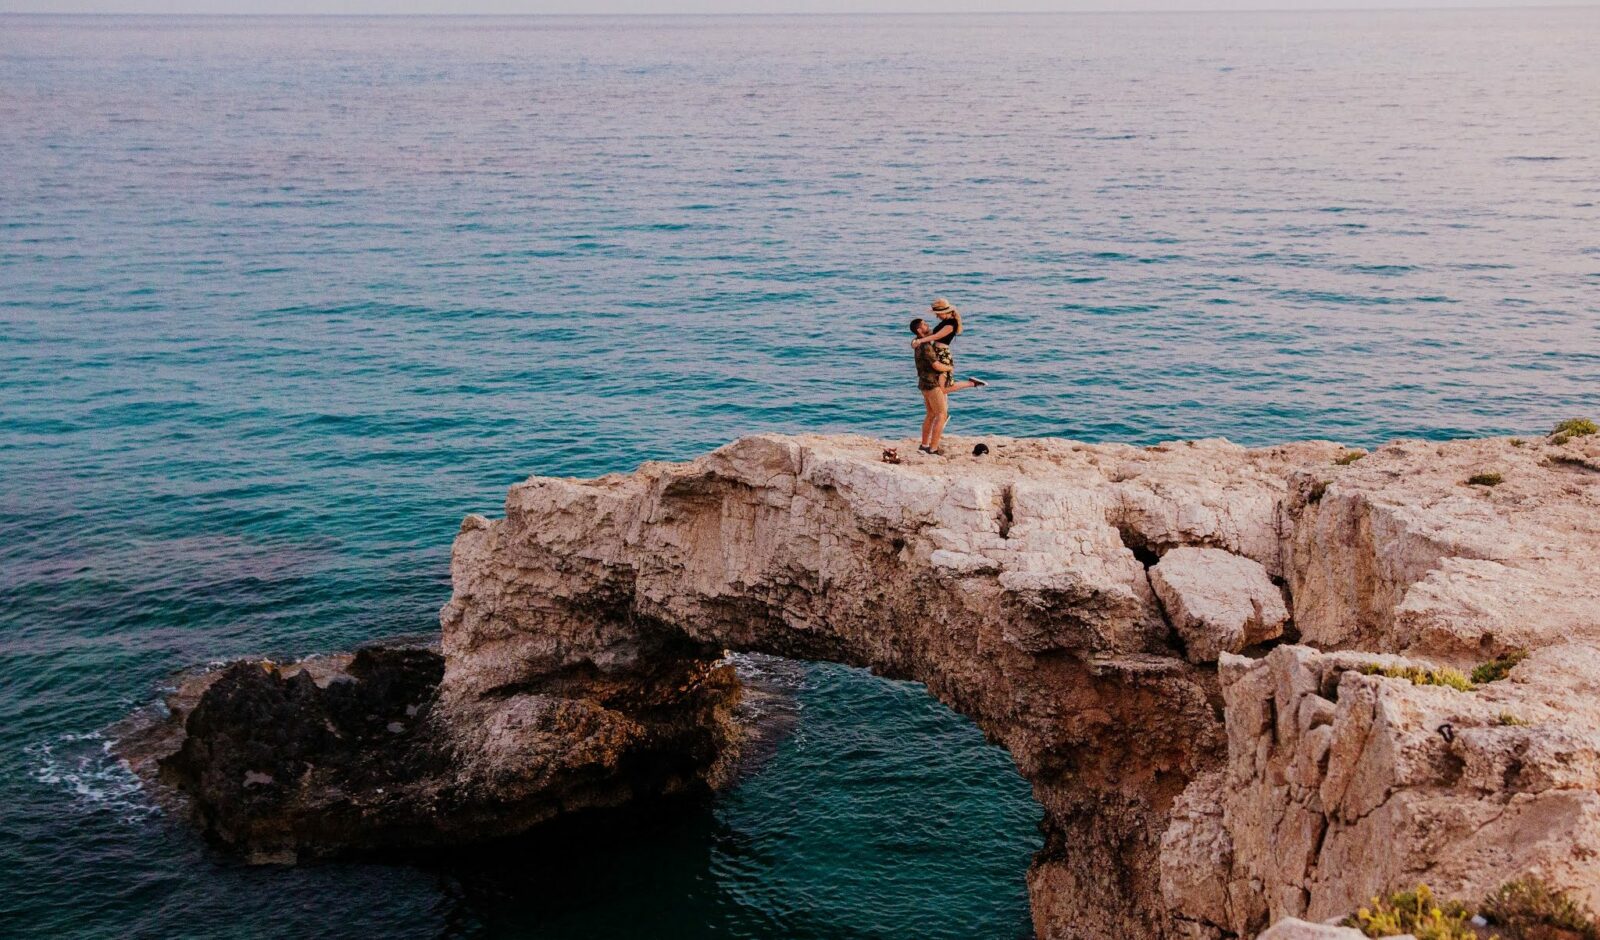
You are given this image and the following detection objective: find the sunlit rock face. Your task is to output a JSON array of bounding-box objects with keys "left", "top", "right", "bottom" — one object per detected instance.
[
  {"left": 1150, "top": 546, "right": 1289, "bottom": 663},
  {"left": 1187, "top": 643, "right": 1600, "bottom": 936}
]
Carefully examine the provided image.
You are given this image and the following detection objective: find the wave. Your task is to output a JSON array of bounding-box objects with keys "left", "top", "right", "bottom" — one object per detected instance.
[{"left": 26, "top": 731, "right": 159, "bottom": 825}]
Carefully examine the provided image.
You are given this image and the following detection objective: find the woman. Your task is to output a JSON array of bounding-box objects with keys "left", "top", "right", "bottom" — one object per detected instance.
[
  {"left": 912, "top": 297, "right": 964, "bottom": 352},
  {"left": 910, "top": 309, "right": 986, "bottom": 456}
]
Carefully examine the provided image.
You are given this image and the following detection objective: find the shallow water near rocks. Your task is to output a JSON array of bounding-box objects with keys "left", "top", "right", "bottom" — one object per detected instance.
[{"left": 2, "top": 10, "right": 1598, "bottom": 939}]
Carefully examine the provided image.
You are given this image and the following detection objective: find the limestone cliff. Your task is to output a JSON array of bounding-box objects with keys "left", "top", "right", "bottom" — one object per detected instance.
[{"left": 440, "top": 431, "right": 1600, "bottom": 939}]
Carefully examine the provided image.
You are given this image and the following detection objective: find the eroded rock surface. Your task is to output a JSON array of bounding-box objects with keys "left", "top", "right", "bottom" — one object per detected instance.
[
  {"left": 442, "top": 433, "right": 1351, "bottom": 938},
  {"left": 1287, "top": 436, "right": 1600, "bottom": 658},
  {"left": 1166, "top": 643, "right": 1600, "bottom": 936},
  {"left": 428, "top": 431, "right": 1600, "bottom": 933},
  {"left": 440, "top": 430, "right": 1599, "bottom": 939}
]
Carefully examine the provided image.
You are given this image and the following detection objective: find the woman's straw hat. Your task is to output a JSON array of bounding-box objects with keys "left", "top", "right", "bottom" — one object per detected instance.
[{"left": 930, "top": 298, "right": 955, "bottom": 313}]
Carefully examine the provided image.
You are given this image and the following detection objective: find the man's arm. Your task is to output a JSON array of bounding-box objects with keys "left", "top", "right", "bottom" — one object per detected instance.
[{"left": 912, "top": 323, "right": 954, "bottom": 348}]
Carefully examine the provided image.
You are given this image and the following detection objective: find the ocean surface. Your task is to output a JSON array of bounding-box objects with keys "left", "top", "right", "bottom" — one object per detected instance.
[{"left": 2, "top": 10, "right": 1598, "bottom": 939}]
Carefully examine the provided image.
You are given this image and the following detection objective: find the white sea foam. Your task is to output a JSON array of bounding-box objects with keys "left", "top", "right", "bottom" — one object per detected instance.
[{"left": 26, "top": 731, "right": 159, "bottom": 825}]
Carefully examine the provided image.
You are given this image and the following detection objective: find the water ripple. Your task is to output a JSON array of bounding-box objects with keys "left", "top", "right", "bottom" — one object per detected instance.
[{"left": 1, "top": 9, "right": 1598, "bottom": 940}]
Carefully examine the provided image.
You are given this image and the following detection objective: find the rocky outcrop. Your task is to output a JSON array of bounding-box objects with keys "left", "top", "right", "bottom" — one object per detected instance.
[
  {"left": 1168, "top": 643, "right": 1600, "bottom": 935},
  {"left": 126, "top": 641, "right": 741, "bottom": 863},
  {"left": 1286, "top": 437, "right": 1600, "bottom": 658},
  {"left": 138, "top": 428, "right": 1600, "bottom": 938},
  {"left": 441, "top": 433, "right": 1349, "bottom": 938}
]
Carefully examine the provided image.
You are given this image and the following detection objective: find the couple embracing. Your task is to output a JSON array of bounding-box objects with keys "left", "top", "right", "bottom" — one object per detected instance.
[{"left": 909, "top": 297, "right": 988, "bottom": 456}]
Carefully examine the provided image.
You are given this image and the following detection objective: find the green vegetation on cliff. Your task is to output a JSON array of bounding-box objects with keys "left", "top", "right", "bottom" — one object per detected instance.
[{"left": 1344, "top": 879, "right": 1600, "bottom": 939}]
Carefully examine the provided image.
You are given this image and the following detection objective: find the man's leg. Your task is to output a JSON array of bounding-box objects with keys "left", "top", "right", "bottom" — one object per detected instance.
[
  {"left": 928, "top": 390, "right": 950, "bottom": 450},
  {"left": 920, "top": 390, "right": 937, "bottom": 446}
]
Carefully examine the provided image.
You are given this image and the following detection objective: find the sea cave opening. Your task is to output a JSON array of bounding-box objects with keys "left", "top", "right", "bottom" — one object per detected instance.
[{"left": 425, "top": 654, "right": 1042, "bottom": 940}]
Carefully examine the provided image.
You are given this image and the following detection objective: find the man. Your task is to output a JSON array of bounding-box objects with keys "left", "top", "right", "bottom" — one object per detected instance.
[{"left": 910, "top": 318, "right": 984, "bottom": 456}]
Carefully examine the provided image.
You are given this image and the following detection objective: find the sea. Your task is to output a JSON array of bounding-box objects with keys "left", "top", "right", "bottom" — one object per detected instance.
[{"left": 2, "top": 10, "right": 1597, "bottom": 939}]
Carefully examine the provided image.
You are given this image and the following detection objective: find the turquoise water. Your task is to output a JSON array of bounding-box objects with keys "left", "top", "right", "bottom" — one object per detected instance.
[{"left": 2, "top": 10, "right": 1598, "bottom": 938}]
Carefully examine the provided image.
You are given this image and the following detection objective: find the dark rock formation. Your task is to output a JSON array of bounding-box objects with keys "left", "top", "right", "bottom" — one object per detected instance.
[{"left": 134, "top": 642, "right": 741, "bottom": 863}]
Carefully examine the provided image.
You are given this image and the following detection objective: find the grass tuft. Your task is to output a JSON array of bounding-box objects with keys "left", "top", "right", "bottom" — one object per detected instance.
[
  {"left": 1335, "top": 450, "right": 1367, "bottom": 465},
  {"left": 1482, "top": 878, "right": 1600, "bottom": 940},
  {"left": 1497, "top": 712, "right": 1530, "bottom": 727},
  {"left": 1472, "top": 649, "right": 1529, "bottom": 684},
  {"left": 1466, "top": 472, "right": 1504, "bottom": 487},
  {"left": 1551, "top": 418, "right": 1598, "bottom": 440},
  {"left": 1358, "top": 662, "right": 1475, "bottom": 692}
]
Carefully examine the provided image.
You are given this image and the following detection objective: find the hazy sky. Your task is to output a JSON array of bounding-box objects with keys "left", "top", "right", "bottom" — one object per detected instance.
[{"left": 4, "top": 0, "right": 1596, "bottom": 13}]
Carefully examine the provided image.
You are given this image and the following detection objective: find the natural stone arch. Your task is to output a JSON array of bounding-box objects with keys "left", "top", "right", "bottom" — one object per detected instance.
[
  {"left": 439, "top": 434, "right": 1314, "bottom": 937},
  {"left": 441, "top": 432, "right": 1600, "bottom": 939}
]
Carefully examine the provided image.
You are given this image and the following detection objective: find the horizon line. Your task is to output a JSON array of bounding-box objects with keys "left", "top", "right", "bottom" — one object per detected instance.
[{"left": 4, "top": 2, "right": 1597, "bottom": 13}]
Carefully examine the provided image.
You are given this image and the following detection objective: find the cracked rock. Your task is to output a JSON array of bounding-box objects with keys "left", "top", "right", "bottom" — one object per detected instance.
[{"left": 1150, "top": 546, "right": 1289, "bottom": 662}]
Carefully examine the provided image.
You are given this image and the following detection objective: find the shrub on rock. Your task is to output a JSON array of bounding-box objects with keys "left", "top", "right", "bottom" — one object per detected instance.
[{"left": 1481, "top": 878, "right": 1600, "bottom": 940}]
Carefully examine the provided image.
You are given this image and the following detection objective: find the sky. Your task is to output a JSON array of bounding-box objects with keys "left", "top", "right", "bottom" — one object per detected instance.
[{"left": 3, "top": 0, "right": 1596, "bottom": 12}]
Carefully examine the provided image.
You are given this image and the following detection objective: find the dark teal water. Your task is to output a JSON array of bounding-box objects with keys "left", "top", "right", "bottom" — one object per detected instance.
[{"left": 2, "top": 10, "right": 1598, "bottom": 938}]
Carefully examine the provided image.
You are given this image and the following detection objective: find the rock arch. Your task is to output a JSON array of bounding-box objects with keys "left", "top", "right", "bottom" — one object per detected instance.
[{"left": 440, "top": 432, "right": 1600, "bottom": 939}]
